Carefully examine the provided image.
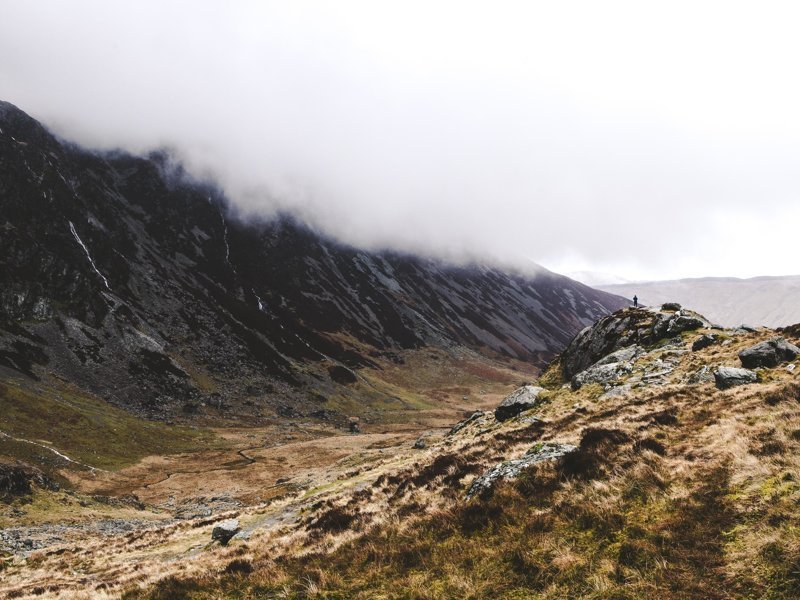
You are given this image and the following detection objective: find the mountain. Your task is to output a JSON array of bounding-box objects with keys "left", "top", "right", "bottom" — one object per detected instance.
[
  {"left": 0, "top": 100, "right": 626, "bottom": 423},
  {"left": 598, "top": 276, "right": 800, "bottom": 328}
]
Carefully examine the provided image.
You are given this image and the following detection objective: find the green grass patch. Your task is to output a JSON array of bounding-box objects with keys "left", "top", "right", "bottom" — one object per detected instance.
[{"left": 0, "top": 379, "right": 221, "bottom": 471}]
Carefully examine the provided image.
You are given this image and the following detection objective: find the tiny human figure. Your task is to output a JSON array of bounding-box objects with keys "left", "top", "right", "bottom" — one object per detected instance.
[{"left": 633, "top": 295, "right": 638, "bottom": 308}]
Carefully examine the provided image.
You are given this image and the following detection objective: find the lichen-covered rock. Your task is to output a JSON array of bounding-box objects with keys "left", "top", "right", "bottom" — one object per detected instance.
[
  {"left": 560, "top": 310, "right": 656, "bottom": 379},
  {"left": 667, "top": 315, "right": 705, "bottom": 335},
  {"left": 560, "top": 308, "right": 709, "bottom": 380},
  {"left": 654, "top": 312, "right": 705, "bottom": 338},
  {"left": 466, "top": 443, "right": 577, "bottom": 499},
  {"left": 571, "top": 361, "right": 633, "bottom": 391},
  {"left": 661, "top": 302, "right": 682, "bottom": 311},
  {"left": 738, "top": 337, "right": 800, "bottom": 369},
  {"left": 494, "top": 385, "right": 546, "bottom": 421},
  {"left": 714, "top": 367, "right": 757, "bottom": 389},
  {"left": 593, "top": 344, "right": 644, "bottom": 367},
  {"left": 211, "top": 519, "right": 240, "bottom": 545}
]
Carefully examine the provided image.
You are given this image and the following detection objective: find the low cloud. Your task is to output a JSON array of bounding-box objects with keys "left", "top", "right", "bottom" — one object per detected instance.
[{"left": 2, "top": 1, "right": 799, "bottom": 280}]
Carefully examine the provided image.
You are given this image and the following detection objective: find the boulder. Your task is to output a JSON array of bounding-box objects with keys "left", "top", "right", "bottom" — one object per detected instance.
[
  {"left": 692, "top": 333, "right": 718, "bottom": 352},
  {"left": 654, "top": 312, "right": 705, "bottom": 338},
  {"left": 661, "top": 302, "right": 682, "bottom": 311},
  {"left": 738, "top": 337, "right": 800, "bottom": 369},
  {"left": 211, "top": 519, "right": 240, "bottom": 545},
  {"left": 714, "top": 367, "right": 757, "bottom": 390},
  {"left": 667, "top": 315, "right": 705, "bottom": 336},
  {"left": 571, "top": 361, "right": 632, "bottom": 391},
  {"left": 413, "top": 436, "right": 427, "bottom": 449},
  {"left": 466, "top": 442, "right": 577, "bottom": 499},
  {"left": 494, "top": 385, "right": 545, "bottom": 421},
  {"left": 652, "top": 312, "right": 674, "bottom": 338}
]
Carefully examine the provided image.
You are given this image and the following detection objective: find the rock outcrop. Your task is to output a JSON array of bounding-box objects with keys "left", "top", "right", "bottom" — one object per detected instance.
[
  {"left": 571, "top": 361, "right": 633, "bottom": 391},
  {"left": 714, "top": 367, "right": 758, "bottom": 389},
  {"left": 692, "top": 333, "right": 719, "bottom": 352},
  {"left": 738, "top": 337, "right": 799, "bottom": 369},
  {"left": 211, "top": 519, "right": 240, "bottom": 545},
  {"left": 652, "top": 313, "right": 705, "bottom": 338},
  {"left": 494, "top": 386, "right": 546, "bottom": 421},
  {"left": 560, "top": 307, "right": 708, "bottom": 379},
  {"left": 466, "top": 443, "right": 577, "bottom": 499}
]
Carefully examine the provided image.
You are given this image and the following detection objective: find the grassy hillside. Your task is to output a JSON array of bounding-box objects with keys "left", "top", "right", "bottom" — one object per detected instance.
[
  {"left": 0, "top": 378, "right": 219, "bottom": 472},
  {"left": 122, "top": 315, "right": 800, "bottom": 599}
]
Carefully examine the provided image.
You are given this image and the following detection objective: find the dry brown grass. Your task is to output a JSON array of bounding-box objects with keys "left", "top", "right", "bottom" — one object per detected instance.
[
  {"left": 116, "top": 327, "right": 800, "bottom": 599},
  {"left": 5, "top": 327, "right": 800, "bottom": 599}
]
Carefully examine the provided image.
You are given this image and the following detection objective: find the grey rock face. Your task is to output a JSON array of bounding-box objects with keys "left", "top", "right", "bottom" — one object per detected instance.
[
  {"left": 692, "top": 333, "right": 719, "bottom": 352},
  {"left": 494, "top": 385, "right": 546, "bottom": 421},
  {"left": 560, "top": 307, "right": 709, "bottom": 380},
  {"left": 571, "top": 361, "right": 633, "bottom": 391},
  {"left": 466, "top": 442, "right": 577, "bottom": 499},
  {"left": 667, "top": 315, "right": 705, "bottom": 335},
  {"left": 561, "top": 311, "right": 652, "bottom": 379},
  {"left": 738, "top": 337, "right": 800, "bottom": 369},
  {"left": 211, "top": 519, "right": 240, "bottom": 545},
  {"left": 653, "top": 311, "right": 705, "bottom": 338},
  {"left": 593, "top": 344, "right": 644, "bottom": 367},
  {"left": 714, "top": 367, "right": 757, "bottom": 390}
]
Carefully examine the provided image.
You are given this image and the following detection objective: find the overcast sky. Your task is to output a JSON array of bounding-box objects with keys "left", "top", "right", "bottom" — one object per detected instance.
[{"left": 2, "top": 1, "right": 799, "bottom": 282}]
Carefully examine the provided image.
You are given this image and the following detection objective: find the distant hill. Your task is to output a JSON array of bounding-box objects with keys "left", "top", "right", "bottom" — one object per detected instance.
[{"left": 598, "top": 276, "right": 800, "bottom": 327}]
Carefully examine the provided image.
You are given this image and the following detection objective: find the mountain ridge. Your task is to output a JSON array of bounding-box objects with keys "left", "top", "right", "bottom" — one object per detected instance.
[{"left": 0, "top": 99, "right": 627, "bottom": 423}]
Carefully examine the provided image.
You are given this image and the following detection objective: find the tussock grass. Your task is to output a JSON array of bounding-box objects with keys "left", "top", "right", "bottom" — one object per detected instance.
[{"left": 123, "top": 330, "right": 800, "bottom": 599}]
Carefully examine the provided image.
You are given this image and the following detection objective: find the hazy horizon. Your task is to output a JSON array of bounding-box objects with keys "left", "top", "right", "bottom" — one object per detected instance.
[{"left": 3, "top": 1, "right": 799, "bottom": 282}]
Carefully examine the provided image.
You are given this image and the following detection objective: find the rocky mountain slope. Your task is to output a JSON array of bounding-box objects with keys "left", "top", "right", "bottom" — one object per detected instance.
[
  {"left": 599, "top": 276, "right": 800, "bottom": 328},
  {"left": 0, "top": 100, "right": 626, "bottom": 423},
  {"left": 4, "top": 304, "right": 800, "bottom": 598}
]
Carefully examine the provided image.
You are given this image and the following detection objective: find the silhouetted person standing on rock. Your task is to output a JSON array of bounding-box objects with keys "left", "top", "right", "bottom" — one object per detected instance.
[{"left": 633, "top": 295, "right": 638, "bottom": 308}]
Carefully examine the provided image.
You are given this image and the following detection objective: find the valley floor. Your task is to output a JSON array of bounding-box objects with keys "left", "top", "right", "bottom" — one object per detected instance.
[{"left": 0, "top": 349, "right": 526, "bottom": 598}]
